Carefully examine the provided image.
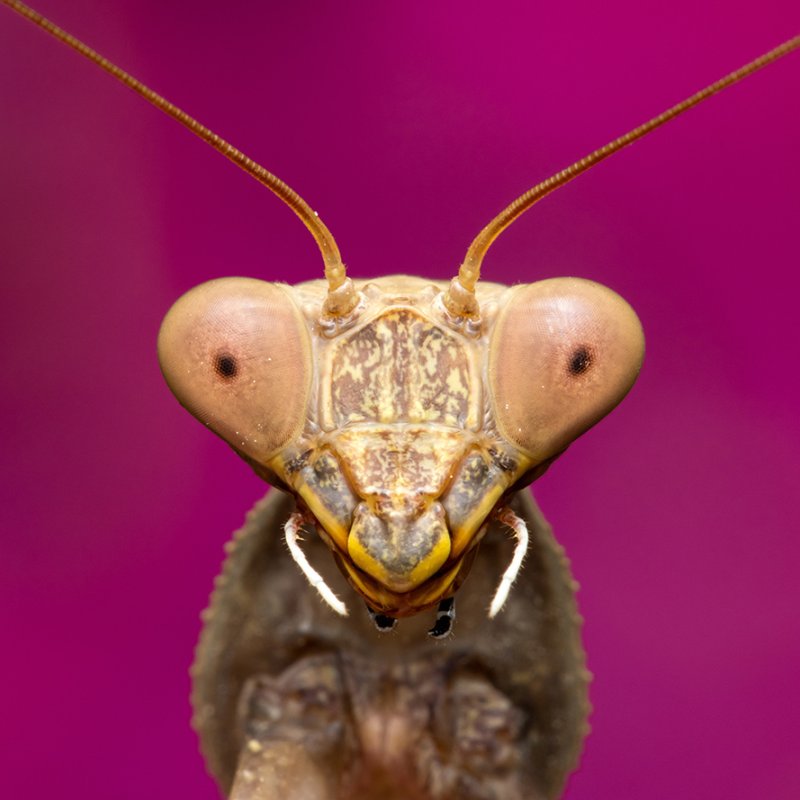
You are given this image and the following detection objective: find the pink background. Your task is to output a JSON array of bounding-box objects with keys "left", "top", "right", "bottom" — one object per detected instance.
[{"left": 2, "top": 1, "right": 799, "bottom": 797}]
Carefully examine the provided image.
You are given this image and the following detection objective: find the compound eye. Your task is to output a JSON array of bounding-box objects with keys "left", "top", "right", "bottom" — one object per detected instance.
[
  {"left": 489, "top": 278, "right": 644, "bottom": 461},
  {"left": 157, "top": 278, "right": 311, "bottom": 463}
]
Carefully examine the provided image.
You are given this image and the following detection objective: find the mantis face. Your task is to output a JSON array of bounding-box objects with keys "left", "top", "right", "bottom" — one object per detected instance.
[{"left": 158, "top": 275, "right": 643, "bottom": 618}]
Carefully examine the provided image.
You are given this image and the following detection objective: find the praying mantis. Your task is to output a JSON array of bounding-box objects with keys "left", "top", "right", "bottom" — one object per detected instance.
[{"left": 1, "top": 1, "right": 800, "bottom": 800}]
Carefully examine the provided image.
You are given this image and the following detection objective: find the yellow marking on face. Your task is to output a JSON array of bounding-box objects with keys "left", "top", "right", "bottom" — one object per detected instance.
[
  {"left": 347, "top": 501, "right": 452, "bottom": 593},
  {"left": 269, "top": 449, "right": 355, "bottom": 552},
  {"left": 448, "top": 482, "right": 507, "bottom": 558},
  {"left": 409, "top": 560, "right": 463, "bottom": 607},
  {"left": 294, "top": 483, "right": 350, "bottom": 551},
  {"left": 336, "top": 551, "right": 468, "bottom": 617}
]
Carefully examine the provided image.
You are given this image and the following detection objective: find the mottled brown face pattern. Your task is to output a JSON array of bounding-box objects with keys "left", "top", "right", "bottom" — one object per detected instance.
[{"left": 159, "top": 275, "right": 644, "bottom": 622}]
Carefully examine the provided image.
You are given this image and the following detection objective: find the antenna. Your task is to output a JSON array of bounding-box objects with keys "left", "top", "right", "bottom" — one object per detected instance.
[
  {"left": 2, "top": 0, "right": 359, "bottom": 315},
  {"left": 444, "top": 35, "right": 800, "bottom": 317}
]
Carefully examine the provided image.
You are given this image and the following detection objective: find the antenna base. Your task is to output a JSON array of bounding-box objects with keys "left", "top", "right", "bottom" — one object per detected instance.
[{"left": 442, "top": 276, "right": 480, "bottom": 319}]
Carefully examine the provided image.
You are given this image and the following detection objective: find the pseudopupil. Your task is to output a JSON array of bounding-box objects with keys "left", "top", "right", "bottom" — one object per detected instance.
[
  {"left": 214, "top": 353, "right": 238, "bottom": 379},
  {"left": 568, "top": 346, "right": 591, "bottom": 375}
]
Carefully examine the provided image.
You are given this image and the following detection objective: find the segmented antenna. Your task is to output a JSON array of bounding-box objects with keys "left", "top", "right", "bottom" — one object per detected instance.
[
  {"left": 444, "top": 35, "right": 800, "bottom": 317},
  {"left": 3, "top": 0, "right": 358, "bottom": 315}
]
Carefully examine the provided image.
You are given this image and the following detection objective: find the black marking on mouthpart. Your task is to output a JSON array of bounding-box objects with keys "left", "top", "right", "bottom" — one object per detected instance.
[
  {"left": 428, "top": 597, "right": 456, "bottom": 639},
  {"left": 214, "top": 352, "right": 238, "bottom": 379},
  {"left": 568, "top": 346, "right": 592, "bottom": 376},
  {"left": 366, "top": 604, "right": 397, "bottom": 633}
]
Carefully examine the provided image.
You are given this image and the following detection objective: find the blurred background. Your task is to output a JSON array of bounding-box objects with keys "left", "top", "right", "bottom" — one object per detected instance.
[{"left": 1, "top": 1, "right": 799, "bottom": 797}]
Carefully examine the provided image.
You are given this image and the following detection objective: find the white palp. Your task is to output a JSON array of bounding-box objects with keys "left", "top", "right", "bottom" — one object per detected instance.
[
  {"left": 488, "top": 507, "right": 529, "bottom": 618},
  {"left": 284, "top": 511, "right": 349, "bottom": 617}
]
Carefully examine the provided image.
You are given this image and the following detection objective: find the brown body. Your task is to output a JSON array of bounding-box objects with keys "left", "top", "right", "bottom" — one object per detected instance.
[{"left": 192, "top": 489, "right": 589, "bottom": 800}]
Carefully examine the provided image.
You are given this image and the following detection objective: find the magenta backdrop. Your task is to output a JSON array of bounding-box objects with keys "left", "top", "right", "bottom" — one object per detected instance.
[{"left": 2, "top": 2, "right": 799, "bottom": 798}]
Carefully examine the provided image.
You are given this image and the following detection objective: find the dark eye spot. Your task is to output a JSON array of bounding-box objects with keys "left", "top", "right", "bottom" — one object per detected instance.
[
  {"left": 568, "top": 346, "right": 592, "bottom": 376},
  {"left": 214, "top": 352, "right": 238, "bottom": 379}
]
